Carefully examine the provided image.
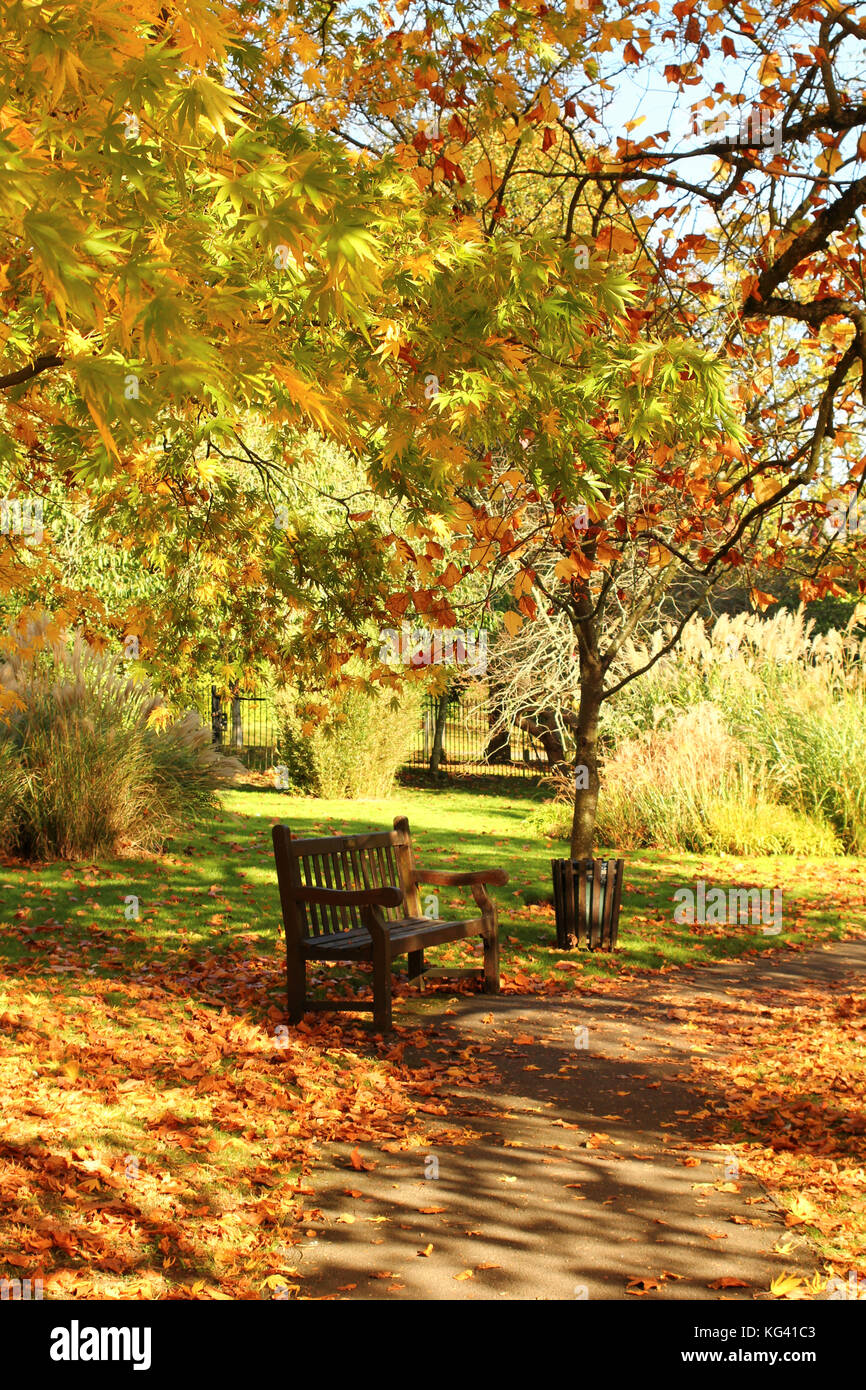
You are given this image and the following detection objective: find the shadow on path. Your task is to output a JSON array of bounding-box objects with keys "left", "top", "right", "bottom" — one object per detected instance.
[{"left": 291, "top": 940, "right": 865, "bottom": 1300}]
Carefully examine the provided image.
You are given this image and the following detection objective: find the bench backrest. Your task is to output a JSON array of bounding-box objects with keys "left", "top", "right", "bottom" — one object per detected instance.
[{"left": 272, "top": 816, "right": 422, "bottom": 939}]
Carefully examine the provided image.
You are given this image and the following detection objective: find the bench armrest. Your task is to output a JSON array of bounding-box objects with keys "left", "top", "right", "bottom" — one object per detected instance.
[
  {"left": 295, "top": 885, "right": 404, "bottom": 909},
  {"left": 414, "top": 869, "right": 509, "bottom": 888}
]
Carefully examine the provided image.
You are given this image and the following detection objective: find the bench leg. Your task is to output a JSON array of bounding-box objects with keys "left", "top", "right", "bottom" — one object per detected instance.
[
  {"left": 407, "top": 949, "right": 425, "bottom": 989},
  {"left": 482, "top": 930, "right": 500, "bottom": 994},
  {"left": 372, "top": 940, "right": 392, "bottom": 1032},
  {"left": 286, "top": 947, "right": 306, "bottom": 1023}
]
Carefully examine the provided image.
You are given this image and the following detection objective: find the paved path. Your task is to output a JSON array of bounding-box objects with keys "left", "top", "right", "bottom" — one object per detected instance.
[{"left": 292, "top": 940, "right": 864, "bottom": 1299}]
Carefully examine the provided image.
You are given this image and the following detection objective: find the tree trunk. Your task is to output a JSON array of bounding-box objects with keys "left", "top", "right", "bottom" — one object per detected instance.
[
  {"left": 519, "top": 708, "right": 568, "bottom": 769},
  {"left": 429, "top": 694, "right": 449, "bottom": 774},
  {"left": 569, "top": 630, "right": 603, "bottom": 860},
  {"left": 484, "top": 683, "right": 511, "bottom": 763}
]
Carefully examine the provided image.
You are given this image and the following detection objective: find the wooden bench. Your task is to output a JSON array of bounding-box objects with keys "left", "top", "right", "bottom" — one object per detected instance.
[{"left": 272, "top": 815, "right": 508, "bottom": 1031}]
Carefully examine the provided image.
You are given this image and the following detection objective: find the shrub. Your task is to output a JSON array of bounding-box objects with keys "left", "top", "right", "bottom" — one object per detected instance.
[
  {"left": 704, "top": 797, "right": 840, "bottom": 857},
  {"left": 0, "top": 619, "right": 238, "bottom": 859},
  {"left": 594, "top": 607, "right": 865, "bottom": 853},
  {"left": 529, "top": 701, "right": 841, "bottom": 856},
  {"left": 277, "top": 681, "right": 421, "bottom": 798}
]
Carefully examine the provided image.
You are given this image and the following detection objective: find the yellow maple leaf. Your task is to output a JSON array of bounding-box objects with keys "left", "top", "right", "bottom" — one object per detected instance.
[
  {"left": 753, "top": 474, "right": 782, "bottom": 505},
  {"left": 473, "top": 161, "right": 498, "bottom": 201},
  {"left": 816, "top": 146, "right": 842, "bottom": 176},
  {"left": 769, "top": 1273, "right": 804, "bottom": 1299}
]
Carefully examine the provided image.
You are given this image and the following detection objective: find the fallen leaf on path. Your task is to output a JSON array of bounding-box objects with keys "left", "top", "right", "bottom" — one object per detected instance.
[
  {"left": 627, "top": 1277, "right": 662, "bottom": 1294},
  {"left": 770, "top": 1274, "right": 804, "bottom": 1298}
]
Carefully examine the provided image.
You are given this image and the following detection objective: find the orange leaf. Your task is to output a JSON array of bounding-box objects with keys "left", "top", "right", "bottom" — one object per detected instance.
[{"left": 750, "top": 588, "right": 778, "bottom": 613}]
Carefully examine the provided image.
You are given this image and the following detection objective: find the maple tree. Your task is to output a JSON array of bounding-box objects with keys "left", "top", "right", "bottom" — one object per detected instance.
[
  {"left": 0, "top": 0, "right": 393, "bottom": 673},
  {"left": 1, "top": 0, "right": 737, "bottom": 697},
  {"left": 4, "top": 0, "right": 865, "bottom": 845},
  {"left": 245, "top": 0, "right": 866, "bottom": 854}
]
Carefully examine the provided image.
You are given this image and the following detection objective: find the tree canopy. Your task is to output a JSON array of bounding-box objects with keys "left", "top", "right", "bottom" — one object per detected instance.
[{"left": 2, "top": 0, "right": 864, "bottom": 719}]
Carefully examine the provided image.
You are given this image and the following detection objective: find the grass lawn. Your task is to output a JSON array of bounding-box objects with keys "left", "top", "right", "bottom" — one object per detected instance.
[
  {"left": 1, "top": 779, "right": 863, "bottom": 1298},
  {"left": 4, "top": 779, "right": 860, "bottom": 980}
]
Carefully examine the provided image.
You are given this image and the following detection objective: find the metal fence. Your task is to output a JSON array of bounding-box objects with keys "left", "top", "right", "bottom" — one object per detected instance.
[
  {"left": 192, "top": 682, "right": 552, "bottom": 779},
  {"left": 408, "top": 691, "right": 551, "bottom": 777}
]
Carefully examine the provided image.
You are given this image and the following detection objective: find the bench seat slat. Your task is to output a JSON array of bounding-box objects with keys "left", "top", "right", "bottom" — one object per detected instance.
[{"left": 302, "top": 915, "right": 487, "bottom": 960}]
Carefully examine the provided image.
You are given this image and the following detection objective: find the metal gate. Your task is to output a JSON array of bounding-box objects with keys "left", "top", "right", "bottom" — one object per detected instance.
[{"left": 201, "top": 683, "right": 279, "bottom": 772}]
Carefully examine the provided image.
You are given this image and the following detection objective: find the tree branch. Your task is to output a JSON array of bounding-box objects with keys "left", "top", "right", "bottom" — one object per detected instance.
[{"left": 0, "top": 354, "right": 64, "bottom": 391}]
